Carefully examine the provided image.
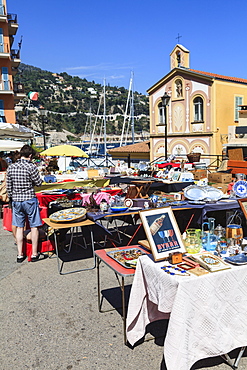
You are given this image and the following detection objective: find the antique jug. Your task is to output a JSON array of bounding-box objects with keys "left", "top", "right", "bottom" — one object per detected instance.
[
  {"left": 184, "top": 228, "right": 202, "bottom": 254},
  {"left": 202, "top": 218, "right": 217, "bottom": 251}
]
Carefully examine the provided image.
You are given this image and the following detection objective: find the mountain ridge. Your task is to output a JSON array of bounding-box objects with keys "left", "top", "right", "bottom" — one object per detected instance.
[{"left": 14, "top": 63, "right": 150, "bottom": 138}]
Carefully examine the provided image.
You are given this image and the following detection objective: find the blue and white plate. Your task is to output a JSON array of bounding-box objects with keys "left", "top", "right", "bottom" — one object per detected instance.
[
  {"left": 224, "top": 254, "right": 247, "bottom": 265},
  {"left": 110, "top": 206, "right": 129, "bottom": 212},
  {"left": 233, "top": 180, "right": 247, "bottom": 198}
]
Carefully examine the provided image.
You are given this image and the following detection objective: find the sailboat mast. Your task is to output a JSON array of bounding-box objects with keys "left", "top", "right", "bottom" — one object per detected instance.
[
  {"left": 120, "top": 75, "right": 132, "bottom": 147},
  {"left": 103, "top": 78, "right": 107, "bottom": 156},
  {"left": 130, "top": 71, "right": 135, "bottom": 144}
]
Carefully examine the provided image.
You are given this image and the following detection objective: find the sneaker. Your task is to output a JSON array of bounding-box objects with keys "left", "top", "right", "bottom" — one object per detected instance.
[{"left": 17, "top": 255, "right": 26, "bottom": 263}]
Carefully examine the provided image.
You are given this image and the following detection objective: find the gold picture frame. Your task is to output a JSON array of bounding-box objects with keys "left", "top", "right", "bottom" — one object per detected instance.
[
  {"left": 238, "top": 198, "right": 247, "bottom": 220},
  {"left": 139, "top": 206, "right": 186, "bottom": 261}
]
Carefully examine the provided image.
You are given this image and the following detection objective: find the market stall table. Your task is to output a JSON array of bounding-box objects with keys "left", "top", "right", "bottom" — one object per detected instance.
[
  {"left": 43, "top": 217, "right": 96, "bottom": 275},
  {"left": 35, "top": 178, "right": 110, "bottom": 192},
  {"left": 126, "top": 255, "right": 247, "bottom": 370},
  {"left": 95, "top": 245, "right": 150, "bottom": 344}
]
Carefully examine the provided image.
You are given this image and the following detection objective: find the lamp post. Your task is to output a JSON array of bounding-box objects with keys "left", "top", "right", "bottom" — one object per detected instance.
[
  {"left": 40, "top": 109, "right": 47, "bottom": 150},
  {"left": 161, "top": 92, "right": 170, "bottom": 160}
]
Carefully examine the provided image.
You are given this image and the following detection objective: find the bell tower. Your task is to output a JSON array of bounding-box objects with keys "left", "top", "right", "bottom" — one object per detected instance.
[{"left": 170, "top": 44, "right": 190, "bottom": 70}]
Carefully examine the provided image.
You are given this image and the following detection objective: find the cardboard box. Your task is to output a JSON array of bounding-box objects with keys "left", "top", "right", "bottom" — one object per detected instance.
[
  {"left": 192, "top": 169, "right": 207, "bottom": 180},
  {"left": 211, "top": 183, "right": 229, "bottom": 194},
  {"left": 208, "top": 172, "right": 232, "bottom": 183}
]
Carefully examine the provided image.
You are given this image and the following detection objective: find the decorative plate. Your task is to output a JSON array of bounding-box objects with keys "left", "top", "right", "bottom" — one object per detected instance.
[
  {"left": 110, "top": 206, "right": 129, "bottom": 212},
  {"left": 224, "top": 254, "right": 247, "bottom": 265},
  {"left": 205, "top": 187, "right": 223, "bottom": 201},
  {"left": 49, "top": 207, "right": 87, "bottom": 222},
  {"left": 124, "top": 198, "right": 133, "bottom": 208},
  {"left": 233, "top": 180, "right": 247, "bottom": 198},
  {"left": 184, "top": 185, "right": 208, "bottom": 201},
  {"left": 128, "top": 207, "right": 142, "bottom": 211},
  {"left": 188, "top": 200, "right": 206, "bottom": 205}
]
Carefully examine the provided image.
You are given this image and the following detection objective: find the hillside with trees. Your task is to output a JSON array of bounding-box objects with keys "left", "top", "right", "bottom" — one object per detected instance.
[{"left": 14, "top": 64, "right": 150, "bottom": 139}]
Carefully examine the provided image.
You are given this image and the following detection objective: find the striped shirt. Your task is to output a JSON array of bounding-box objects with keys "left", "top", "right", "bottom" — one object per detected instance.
[{"left": 6, "top": 158, "right": 42, "bottom": 202}]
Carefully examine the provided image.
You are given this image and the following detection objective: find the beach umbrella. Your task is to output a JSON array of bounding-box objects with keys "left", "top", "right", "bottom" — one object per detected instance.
[{"left": 40, "top": 144, "right": 89, "bottom": 158}]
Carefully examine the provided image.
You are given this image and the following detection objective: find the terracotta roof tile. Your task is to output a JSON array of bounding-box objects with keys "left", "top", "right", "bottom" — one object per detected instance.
[
  {"left": 108, "top": 141, "right": 150, "bottom": 153},
  {"left": 189, "top": 69, "right": 247, "bottom": 84}
]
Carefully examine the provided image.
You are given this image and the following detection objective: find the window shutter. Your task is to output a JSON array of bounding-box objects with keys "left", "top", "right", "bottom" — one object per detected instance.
[
  {"left": 0, "top": 99, "right": 4, "bottom": 122},
  {"left": 235, "top": 96, "right": 243, "bottom": 121}
]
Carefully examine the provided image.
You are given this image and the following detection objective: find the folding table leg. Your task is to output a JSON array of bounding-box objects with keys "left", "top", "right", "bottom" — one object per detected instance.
[
  {"left": 55, "top": 226, "right": 96, "bottom": 275},
  {"left": 221, "top": 347, "right": 246, "bottom": 369}
]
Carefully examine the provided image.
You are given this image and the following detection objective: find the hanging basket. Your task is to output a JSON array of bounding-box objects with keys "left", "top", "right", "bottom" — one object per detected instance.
[{"left": 187, "top": 153, "right": 201, "bottom": 163}]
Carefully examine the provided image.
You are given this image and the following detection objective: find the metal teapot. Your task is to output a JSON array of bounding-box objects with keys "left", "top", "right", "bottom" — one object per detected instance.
[{"left": 214, "top": 224, "right": 225, "bottom": 239}]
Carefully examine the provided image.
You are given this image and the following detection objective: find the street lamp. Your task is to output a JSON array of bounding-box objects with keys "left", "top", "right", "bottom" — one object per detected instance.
[
  {"left": 161, "top": 92, "right": 170, "bottom": 160},
  {"left": 40, "top": 109, "right": 47, "bottom": 150}
]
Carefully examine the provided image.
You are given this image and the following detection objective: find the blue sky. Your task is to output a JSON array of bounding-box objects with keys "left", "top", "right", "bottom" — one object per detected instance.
[{"left": 8, "top": 0, "right": 247, "bottom": 94}]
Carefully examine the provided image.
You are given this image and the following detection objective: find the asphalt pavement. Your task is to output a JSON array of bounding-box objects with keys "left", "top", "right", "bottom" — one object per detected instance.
[{"left": 1, "top": 223, "right": 246, "bottom": 370}]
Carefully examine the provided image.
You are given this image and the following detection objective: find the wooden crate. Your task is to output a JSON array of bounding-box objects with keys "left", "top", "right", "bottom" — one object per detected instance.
[{"left": 228, "top": 148, "right": 244, "bottom": 161}]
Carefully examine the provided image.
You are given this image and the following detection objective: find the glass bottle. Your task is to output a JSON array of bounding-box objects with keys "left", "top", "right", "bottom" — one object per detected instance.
[{"left": 150, "top": 215, "right": 166, "bottom": 235}]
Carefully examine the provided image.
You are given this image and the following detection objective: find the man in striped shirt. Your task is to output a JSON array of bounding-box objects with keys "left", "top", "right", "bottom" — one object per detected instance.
[{"left": 7, "top": 145, "right": 43, "bottom": 263}]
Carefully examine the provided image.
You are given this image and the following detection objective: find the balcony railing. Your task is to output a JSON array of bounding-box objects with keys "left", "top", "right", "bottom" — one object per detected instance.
[
  {"left": 0, "top": 79, "right": 12, "bottom": 91},
  {"left": 13, "top": 82, "right": 25, "bottom": 94},
  {"left": 11, "top": 49, "right": 20, "bottom": 59},
  {"left": 7, "top": 13, "right": 18, "bottom": 23}
]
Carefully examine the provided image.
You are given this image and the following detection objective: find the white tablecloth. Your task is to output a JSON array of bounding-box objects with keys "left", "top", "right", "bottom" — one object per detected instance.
[{"left": 126, "top": 255, "right": 247, "bottom": 370}]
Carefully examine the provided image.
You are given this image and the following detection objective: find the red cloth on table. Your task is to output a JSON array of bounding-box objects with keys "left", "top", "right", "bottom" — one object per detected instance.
[
  {"left": 36, "top": 193, "right": 68, "bottom": 207},
  {"left": 157, "top": 162, "right": 180, "bottom": 169},
  {"left": 36, "top": 193, "right": 81, "bottom": 207},
  {"left": 57, "top": 179, "right": 75, "bottom": 183}
]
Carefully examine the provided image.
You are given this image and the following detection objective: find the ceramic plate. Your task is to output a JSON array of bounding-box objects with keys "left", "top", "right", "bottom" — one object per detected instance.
[
  {"left": 184, "top": 185, "right": 208, "bottom": 201},
  {"left": 124, "top": 198, "right": 133, "bottom": 208},
  {"left": 205, "top": 187, "right": 223, "bottom": 201},
  {"left": 110, "top": 206, "right": 129, "bottom": 212},
  {"left": 233, "top": 180, "right": 247, "bottom": 198},
  {"left": 224, "top": 254, "right": 247, "bottom": 265},
  {"left": 188, "top": 200, "right": 206, "bottom": 205},
  {"left": 49, "top": 207, "right": 87, "bottom": 222}
]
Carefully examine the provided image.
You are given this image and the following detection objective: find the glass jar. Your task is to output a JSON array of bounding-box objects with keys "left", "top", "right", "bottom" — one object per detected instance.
[{"left": 184, "top": 228, "right": 202, "bottom": 254}]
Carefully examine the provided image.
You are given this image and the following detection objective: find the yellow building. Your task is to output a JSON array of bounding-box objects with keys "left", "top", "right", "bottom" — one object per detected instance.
[
  {"left": 147, "top": 44, "right": 247, "bottom": 162},
  {"left": 0, "top": 0, "right": 23, "bottom": 125}
]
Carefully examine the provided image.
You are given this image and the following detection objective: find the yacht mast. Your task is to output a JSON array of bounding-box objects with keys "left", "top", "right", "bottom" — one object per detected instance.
[
  {"left": 120, "top": 72, "right": 134, "bottom": 146},
  {"left": 103, "top": 78, "right": 107, "bottom": 156}
]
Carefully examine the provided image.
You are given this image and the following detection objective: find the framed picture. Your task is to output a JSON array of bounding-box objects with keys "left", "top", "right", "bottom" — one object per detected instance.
[
  {"left": 139, "top": 206, "right": 186, "bottom": 261},
  {"left": 172, "top": 171, "right": 181, "bottom": 182},
  {"left": 238, "top": 197, "right": 247, "bottom": 219}
]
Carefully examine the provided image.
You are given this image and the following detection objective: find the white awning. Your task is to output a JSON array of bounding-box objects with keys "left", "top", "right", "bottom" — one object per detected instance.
[
  {"left": 0, "top": 123, "right": 34, "bottom": 139},
  {"left": 0, "top": 139, "right": 25, "bottom": 151}
]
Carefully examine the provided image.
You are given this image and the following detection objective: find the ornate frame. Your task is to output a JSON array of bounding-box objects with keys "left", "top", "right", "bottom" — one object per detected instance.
[
  {"left": 139, "top": 206, "right": 186, "bottom": 261},
  {"left": 238, "top": 197, "right": 247, "bottom": 220}
]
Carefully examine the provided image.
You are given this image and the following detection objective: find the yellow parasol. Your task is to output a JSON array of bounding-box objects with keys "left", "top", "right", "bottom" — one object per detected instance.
[{"left": 40, "top": 144, "right": 89, "bottom": 158}]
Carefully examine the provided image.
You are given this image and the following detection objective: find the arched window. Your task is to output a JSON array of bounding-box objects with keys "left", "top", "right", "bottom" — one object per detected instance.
[
  {"left": 193, "top": 97, "right": 204, "bottom": 121},
  {"left": 158, "top": 102, "right": 165, "bottom": 124}
]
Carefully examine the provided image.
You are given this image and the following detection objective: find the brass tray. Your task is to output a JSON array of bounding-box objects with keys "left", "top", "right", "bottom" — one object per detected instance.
[{"left": 107, "top": 247, "right": 145, "bottom": 269}]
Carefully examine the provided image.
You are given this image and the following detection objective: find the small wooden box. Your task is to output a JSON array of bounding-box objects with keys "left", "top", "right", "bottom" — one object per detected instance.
[{"left": 170, "top": 252, "right": 183, "bottom": 264}]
